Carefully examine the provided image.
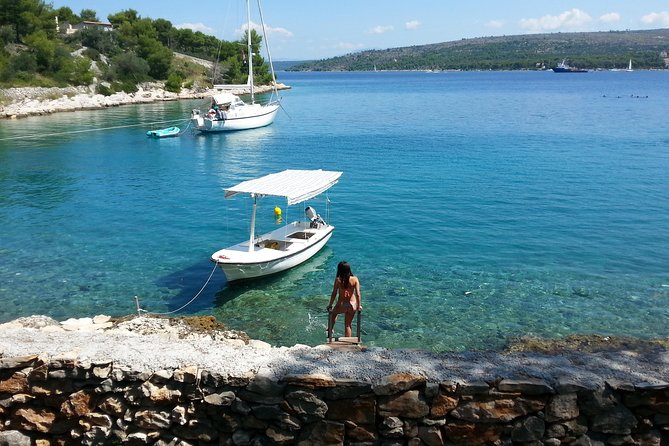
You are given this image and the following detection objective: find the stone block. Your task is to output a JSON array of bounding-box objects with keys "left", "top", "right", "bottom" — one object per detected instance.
[
  {"left": 373, "top": 372, "right": 426, "bottom": 396},
  {"left": 430, "top": 392, "right": 458, "bottom": 417},
  {"left": 418, "top": 425, "right": 443, "bottom": 446},
  {"left": 297, "top": 419, "right": 345, "bottom": 446},
  {"left": 286, "top": 390, "right": 328, "bottom": 422},
  {"left": 511, "top": 415, "right": 545, "bottom": 442},
  {"left": 282, "top": 373, "right": 336, "bottom": 388},
  {"left": 498, "top": 378, "right": 554, "bottom": 395},
  {"left": 378, "top": 390, "right": 430, "bottom": 419},
  {"left": 590, "top": 406, "right": 638, "bottom": 435},
  {"left": 545, "top": 393, "right": 579, "bottom": 422},
  {"left": 0, "top": 355, "right": 40, "bottom": 370},
  {"left": 327, "top": 396, "right": 376, "bottom": 425}
]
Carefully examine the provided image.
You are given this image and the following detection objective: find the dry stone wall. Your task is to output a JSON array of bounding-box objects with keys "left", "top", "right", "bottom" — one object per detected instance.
[{"left": 0, "top": 355, "right": 668, "bottom": 445}]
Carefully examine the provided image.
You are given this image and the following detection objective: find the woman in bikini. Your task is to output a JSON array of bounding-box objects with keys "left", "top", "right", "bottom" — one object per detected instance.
[{"left": 327, "top": 261, "right": 362, "bottom": 338}]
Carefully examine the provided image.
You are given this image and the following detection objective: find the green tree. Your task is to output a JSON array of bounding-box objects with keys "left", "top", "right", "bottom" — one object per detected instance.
[
  {"left": 79, "top": 9, "right": 98, "bottom": 22},
  {"left": 110, "top": 51, "right": 149, "bottom": 82},
  {"left": 153, "top": 18, "right": 173, "bottom": 47},
  {"left": 54, "top": 7, "right": 78, "bottom": 25},
  {"left": 24, "top": 30, "right": 55, "bottom": 71},
  {"left": 136, "top": 35, "right": 172, "bottom": 79}
]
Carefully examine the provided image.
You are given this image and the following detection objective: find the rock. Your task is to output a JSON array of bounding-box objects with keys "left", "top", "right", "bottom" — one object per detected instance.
[
  {"left": 173, "top": 366, "right": 198, "bottom": 383},
  {"left": 545, "top": 393, "right": 579, "bottom": 422},
  {"left": 203, "top": 391, "right": 235, "bottom": 406},
  {"left": 590, "top": 406, "right": 638, "bottom": 435},
  {"left": 378, "top": 390, "right": 430, "bottom": 419},
  {"left": 511, "top": 416, "right": 545, "bottom": 442},
  {"left": 0, "top": 355, "right": 40, "bottom": 370},
  {"left": 0, "top": 371, "right": 29, "bottom": 393},
  {"left": 326, "top": 396, "right": 376, "bottom": 425},
  {"left": 282, "top": 373, "right": 335, "bottom": 388},
  {"left": 498, "top": 378, "right": 554, "bottom": 395},
  {"left": 297, "top": 420, "right": 345, "bottom": 445},
  {"left": 431, "top": 392, "right": 459, "bottom": 417},
  {"left": 450, "top": 397, "right": 544, "bottom": 423},
  {"left": 285, "top": 390, "right": 328, "bottom": 422},
  {"left": 373, "top": 372, "right": 426, "bottom": 396},
  {"left": 379, "top": 417, "right": 403, "bottom": 437},
  {"left": 0, "top": 430, "right": 31, "bottom": 446},
  {"left": 418, "top": 425, "right": 444, "bottom": 446}
]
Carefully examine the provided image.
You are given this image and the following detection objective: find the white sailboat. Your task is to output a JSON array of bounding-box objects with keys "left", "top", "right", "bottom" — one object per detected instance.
[
  {"left": 212, "top": 169, "right": 343, "bottom": 281},
  {"left": 626, "top": 59, "right": 633, "bottom": 72},
  {"left": 191, "top": 0, "right": 279, "bottom": 132}
]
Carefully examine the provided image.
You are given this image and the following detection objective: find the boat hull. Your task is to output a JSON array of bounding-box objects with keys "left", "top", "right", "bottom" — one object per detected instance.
[
  {"left": 193, "top": 103, "right": 279, "bottom": 132},
  {"left": 212, "top": 222, "right": 334, "bottom": 281}
]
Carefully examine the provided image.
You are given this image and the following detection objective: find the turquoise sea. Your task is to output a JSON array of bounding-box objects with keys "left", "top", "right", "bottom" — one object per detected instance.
[{"left": 1, "top": 70, "right": 668, "bottom": 352}]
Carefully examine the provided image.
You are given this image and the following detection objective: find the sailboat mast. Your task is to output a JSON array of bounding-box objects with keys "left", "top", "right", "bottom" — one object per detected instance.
[
  {"left": 247, "top": 0, "right": 255, "bottom": 103},
  {"left": 256, "top": 0, "right": 278, "bottom": 100}
]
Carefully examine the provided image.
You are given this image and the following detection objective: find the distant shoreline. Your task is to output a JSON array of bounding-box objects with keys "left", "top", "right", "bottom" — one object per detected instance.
[{"left": 0, "top": 82, "right": 290, "bottom": 120}]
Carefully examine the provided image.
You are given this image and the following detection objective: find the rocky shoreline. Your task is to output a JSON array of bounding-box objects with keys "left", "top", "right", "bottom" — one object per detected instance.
[
  {"left": 0, "top": 82, "right": 290, "bottom": 119},
  {"left": 1, "top": 315, "right": 668, "bottom": 445},
  {"left": 1, "top": 314, "right": 668, "bottom": 386}
]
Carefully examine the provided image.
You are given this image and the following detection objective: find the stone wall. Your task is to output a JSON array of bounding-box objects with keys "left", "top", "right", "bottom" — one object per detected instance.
[{"left": 0, "top": 355, "right": 667, "bottom": 445}]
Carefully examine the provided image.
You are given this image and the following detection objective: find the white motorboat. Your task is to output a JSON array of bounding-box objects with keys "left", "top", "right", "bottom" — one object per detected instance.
[
  {"left": 191, "top": 0, "right": 279, "bottom": 132},
  {"left": 212, "top": 169, "right": 343, "bottom": 281}
]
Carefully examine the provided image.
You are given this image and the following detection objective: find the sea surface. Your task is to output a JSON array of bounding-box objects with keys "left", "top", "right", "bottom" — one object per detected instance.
[{"left": 1, "top": 70, "right": 668, "bottom": 352}]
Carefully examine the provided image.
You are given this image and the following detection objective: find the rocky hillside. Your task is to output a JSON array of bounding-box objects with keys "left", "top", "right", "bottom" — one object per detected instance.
[{"left": 291, "top": 28, "right": 669, "bottom": 71}]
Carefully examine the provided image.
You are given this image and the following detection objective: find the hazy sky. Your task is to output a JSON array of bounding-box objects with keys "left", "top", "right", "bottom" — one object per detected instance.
[{"left": 54, "top": 1, "right": 669, "bottom": 60}]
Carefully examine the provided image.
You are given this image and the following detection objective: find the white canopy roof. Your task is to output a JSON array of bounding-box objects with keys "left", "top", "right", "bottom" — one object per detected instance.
[
  {"left": 224, "top": 169, "right": 343, "bottom": 206},
  {"left": 212, "top": 92, "right": 240, "bottom": 105}
]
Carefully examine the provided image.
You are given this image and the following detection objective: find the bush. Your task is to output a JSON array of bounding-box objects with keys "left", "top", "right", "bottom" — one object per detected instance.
[
  {"left": 96, "top": 83, "right": 113, "bottom": 96},
  {"left": 164, "top": 72, "right": 182, "bottom": 93}
]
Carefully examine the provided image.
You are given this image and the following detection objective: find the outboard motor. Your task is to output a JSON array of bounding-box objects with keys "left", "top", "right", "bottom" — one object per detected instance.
[{"left": 305, "top": 206, "right": 326, "bottom": 228}]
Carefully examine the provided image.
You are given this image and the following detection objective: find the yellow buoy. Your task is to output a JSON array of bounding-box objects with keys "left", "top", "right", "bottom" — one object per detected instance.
[{"left": 274, "top": 206, "right": 282, "bottom": 217}]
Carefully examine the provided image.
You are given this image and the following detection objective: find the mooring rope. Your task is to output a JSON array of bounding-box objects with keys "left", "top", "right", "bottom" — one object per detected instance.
[
  {"left": 0, "top": 118, "right": 186, "bottom": 142},
  {"left": 135, "top": 261, "right": 220, "bottom": 316}
]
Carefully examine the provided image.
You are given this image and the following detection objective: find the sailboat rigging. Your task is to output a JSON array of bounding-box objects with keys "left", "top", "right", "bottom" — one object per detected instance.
[{"left": 191, "top": 0, "right": 280, "bottom": 132}]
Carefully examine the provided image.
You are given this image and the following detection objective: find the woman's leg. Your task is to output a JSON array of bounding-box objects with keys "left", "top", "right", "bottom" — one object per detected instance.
[{"left": 344, "top": 310, "right": 354, "bottom": 337}]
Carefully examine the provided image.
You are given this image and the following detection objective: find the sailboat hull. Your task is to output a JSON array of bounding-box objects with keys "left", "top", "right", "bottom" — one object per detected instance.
[{"left": 193, "top": 103, "right": 279, "bottom": 132}]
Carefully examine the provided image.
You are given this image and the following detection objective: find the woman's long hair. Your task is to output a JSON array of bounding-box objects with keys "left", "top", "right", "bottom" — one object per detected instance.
[{"left": 337, "top": 261, "right": 352, "bottom": 288}]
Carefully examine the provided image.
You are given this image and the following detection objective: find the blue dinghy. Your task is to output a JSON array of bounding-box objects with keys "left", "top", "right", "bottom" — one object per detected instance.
[{"left": 146, "top": 126, "right": 180, "bottom": 138}]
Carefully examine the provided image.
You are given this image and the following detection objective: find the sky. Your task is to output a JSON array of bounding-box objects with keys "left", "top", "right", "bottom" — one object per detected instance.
[{"left": 53, "top": 1, "right": 669, "bottom": 60}]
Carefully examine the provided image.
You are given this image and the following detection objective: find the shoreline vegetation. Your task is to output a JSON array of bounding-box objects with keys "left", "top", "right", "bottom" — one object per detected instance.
[{"left": 0, "top": 82, "right": 291, "bottom": 120}]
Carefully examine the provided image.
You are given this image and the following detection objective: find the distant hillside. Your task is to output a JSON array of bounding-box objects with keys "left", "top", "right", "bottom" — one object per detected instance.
[
  {"left": 273, "top": 61, "right": 306, "bottom": 71},
  {"left": 290, "top": 29, "right": 669, "bottom": 71}
]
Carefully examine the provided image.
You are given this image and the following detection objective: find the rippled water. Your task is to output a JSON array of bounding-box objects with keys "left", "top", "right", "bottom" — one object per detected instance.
[{"left": 1, "top": 71, "right": 668, "bottom": 351}]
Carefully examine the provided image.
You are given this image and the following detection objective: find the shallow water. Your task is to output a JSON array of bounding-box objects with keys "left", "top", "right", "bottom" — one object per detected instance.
[{"left": 1, "top": 70, "right": 668, "bottom": 351}]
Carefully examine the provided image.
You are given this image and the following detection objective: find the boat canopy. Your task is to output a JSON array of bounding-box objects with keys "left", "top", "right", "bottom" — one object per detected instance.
[
  {"left": 224, "top": 169, "right": 343, "bottom": 206},
  {"left": 212, "top": 93, "right": 240, "bottom": 105}
]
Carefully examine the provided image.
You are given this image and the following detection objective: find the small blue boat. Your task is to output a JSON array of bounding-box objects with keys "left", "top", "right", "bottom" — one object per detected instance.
[{"left": 146, "top": 126, "right": 180, "bottom": 138}]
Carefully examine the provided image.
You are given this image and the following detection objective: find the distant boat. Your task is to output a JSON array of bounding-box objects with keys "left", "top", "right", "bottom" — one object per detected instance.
[
  {"left": 626, "top": 59, "right": 633, "bottom": 72},
  {"left": 552, "top": 59, "right": 588, "bottom": 73},
  {"left": 146, "top": 126, "right": 180, "bottom": 138},
  {"left": 190, "top": 0, "right": 279, "bottom": 132}
]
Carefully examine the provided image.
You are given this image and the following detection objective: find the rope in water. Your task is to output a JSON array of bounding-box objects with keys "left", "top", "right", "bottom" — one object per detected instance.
[
  {"left": 135, "top": 261, "right": 220, "bottom": 316},
  {"left": 0, "top": 118, "right": 187, "bottom": 142}
]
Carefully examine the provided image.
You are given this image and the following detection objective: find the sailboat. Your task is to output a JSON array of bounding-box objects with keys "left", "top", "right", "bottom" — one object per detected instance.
[
  {"left": 626, "top": 59, "right": 633, "bottom": 72},
  {"left": 191, "top": 0, "right": 279, "bottom": 132},
  {"left": 212, "top": 169, "right": 343, "bottom": 281}
]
